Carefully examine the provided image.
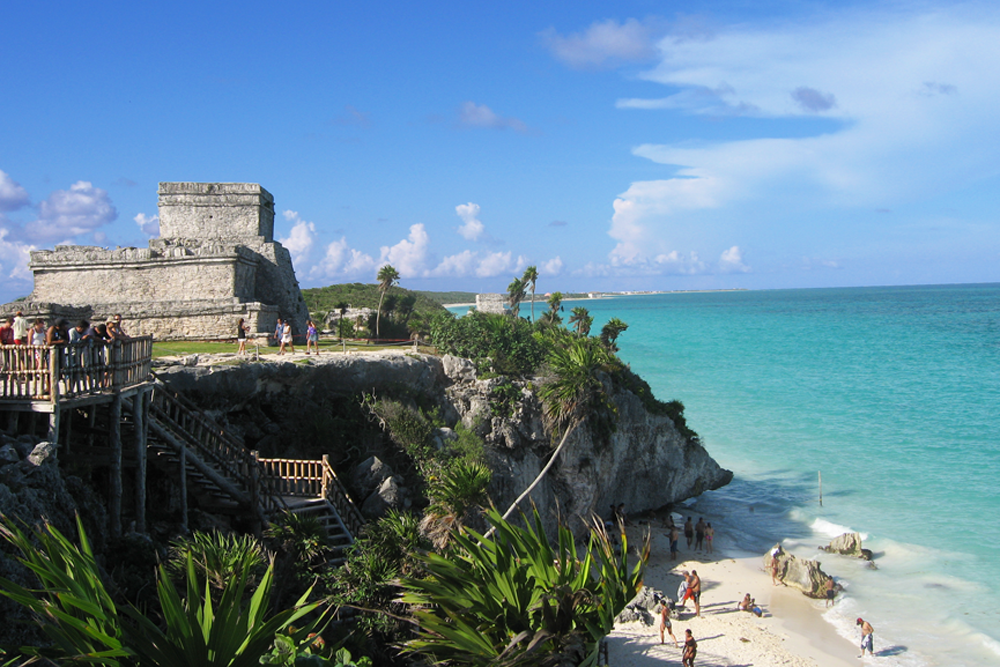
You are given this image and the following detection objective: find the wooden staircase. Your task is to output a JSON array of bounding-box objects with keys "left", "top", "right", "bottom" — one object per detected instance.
[{"left": 146, "top": 378, "right": 364, "bottom": 555}]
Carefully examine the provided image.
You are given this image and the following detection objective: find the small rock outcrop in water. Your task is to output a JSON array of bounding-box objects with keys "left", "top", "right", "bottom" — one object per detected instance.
[
  {"left": 821, "top": 532, "right": 874, "bottom": 563},
  {"left": 764, "top": 544, "right": 836, "bottom": 599},
  {"left": 156, "top": 351, "right": 733, "bottom": 534}
]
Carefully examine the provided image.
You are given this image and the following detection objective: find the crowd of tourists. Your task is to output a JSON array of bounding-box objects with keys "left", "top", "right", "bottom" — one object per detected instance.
[
  {"left": 236, "top": 317, "right": 321, "bottom": 356},
  {"left": 0, "top": 311, "right": 130, "bottom": 348}
]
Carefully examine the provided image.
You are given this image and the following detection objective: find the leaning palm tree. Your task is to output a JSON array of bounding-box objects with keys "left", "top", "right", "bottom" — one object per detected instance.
[
  {"left": 375, "top": 264, "right": 400, "bottom": 338},
  {"left": 600, "top": 317, "right": 629, "bottom": 352},
  {"left": 507, "top": 277, "right": 526, "bottom": 318},
  {"left": 496, "top": 337, "right": 616, "bottom": 525},
  {"left": 522, "top": 265, "right": 538, "bottom": 322},
  {"left": 569, "top": 306, "right": 593, "bottom": 337},
  {"left": 540, "top": 291, "right": 563, "bottom": 327}
]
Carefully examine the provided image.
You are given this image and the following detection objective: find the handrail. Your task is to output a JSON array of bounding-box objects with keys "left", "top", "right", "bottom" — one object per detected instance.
[
  {"left": 0, "top": 337, "right": 153, "bottom": 400},
  {"left": 321, "top": 455, "right": 366, "bottom": 539},
  {"left": 148, "top": 377, "right": 288, "bottom": 515}
]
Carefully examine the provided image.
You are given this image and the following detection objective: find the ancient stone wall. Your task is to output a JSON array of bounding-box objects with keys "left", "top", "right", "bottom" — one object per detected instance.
[
  {"left": 157, "top": 182, "right": 275, "bottom": 241},
  {"left": 476, "top": 293, "right": 507, "bottom": 314}
]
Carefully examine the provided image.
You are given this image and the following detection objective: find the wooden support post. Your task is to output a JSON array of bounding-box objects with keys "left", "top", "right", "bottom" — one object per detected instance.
[
  {"left": 47, "top": 405, "right": 60, "bottom": 446},
  {"left": 132, "top": 392, "right": 147, "bottom": 534},
  {"left": 110, "top": 394, "right": 122, "bottom": 538}
]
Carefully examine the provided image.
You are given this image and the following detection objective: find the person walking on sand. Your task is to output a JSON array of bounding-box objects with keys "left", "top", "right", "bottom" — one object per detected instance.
[
  {"left": 857, "top": 618, "right": 874, "bottom": 657},
  {"left": 659, "top": 601, "right": 678, "bottom": 647},
  {"left": 682, "top": 629, "right": 697, "bottom": 667},
  {"left": 689, "top": 570, "right": 702, "bottom": 617},
  {"left": 705, "top": 522, "right": 715, "bottom": 554},
  {"left": 684, "top": 517, "right": 694, "bottom": 549},
  {"left": 825, "top": 576, "right": 835, "bottom": 607},
  {"left": 770, "top": 547, "right": 781, "bottom": 585}
]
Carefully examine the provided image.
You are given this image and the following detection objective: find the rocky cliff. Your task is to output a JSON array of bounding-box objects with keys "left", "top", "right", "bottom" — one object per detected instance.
[{"left": 156, "top": 351, "right": 732, "bottom": 532}]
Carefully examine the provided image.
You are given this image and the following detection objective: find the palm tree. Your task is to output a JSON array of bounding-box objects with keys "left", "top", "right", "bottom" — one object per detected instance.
[
  {"left": 336, "top": 301, "right": 349, "bottom": 339},
  {"left": 507, "top": 277, "right": 526, "bottom": 318},
  {"left": 522, "top": 265, "right": 538, "bottom": 322},
  {"left": 569, "top": 306, "right": 593, "bottom": 337},
  {"left": 496, "top": 337, "right": 615, "bottom": 524},
  {"left": 600, "top": 317, "right": 629, "bottom": 352},
  {"left": 375, "top": 264, "right": 400, "bottom": 338},
  {"left": 540, "top": 291, "right": 563, "bottom": 327}
]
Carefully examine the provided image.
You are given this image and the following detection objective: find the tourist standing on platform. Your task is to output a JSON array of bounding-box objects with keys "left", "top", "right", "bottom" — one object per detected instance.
[
  {"left": 0, "top": 317, "right": 13, "bottom": 345},
  {"left": 12, "top": 311, "right": 28, "bottom": 344}
]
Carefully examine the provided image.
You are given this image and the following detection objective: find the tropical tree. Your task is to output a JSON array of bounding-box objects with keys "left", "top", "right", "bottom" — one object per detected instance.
[
  {"left": 541, "top": 291, "right": 563, "bottom": 327},
  {"left": 599, "top": 318, "right": 629, "bottom": 352},
  {"left": 569, "top": 307, "right": 593, "bottom": 337},
  {"left": 400, "top": 506, "right": 649, "bottom": 666},
  {"left": 496, "top": 337, "right": 616, "bottom": 525},
  {"left": 419, "top": 459, "right": 492, "bottom": 548},
  {"left": 336, "top": 301, "right": 349, "bottom": 339},
  {"left": 375, "top": 264, "right": 400, "bottom": 338},
  {"left": 522, "top": 265, "right": 539, "bottom": 323},
  {"left": 507, "top": 277, "right": 526, "bottom": 318}
]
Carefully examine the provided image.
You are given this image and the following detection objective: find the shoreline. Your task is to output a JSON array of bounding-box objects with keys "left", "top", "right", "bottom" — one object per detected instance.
[{"left": 611, "top": 509, "right": 859, "bottom": 667}]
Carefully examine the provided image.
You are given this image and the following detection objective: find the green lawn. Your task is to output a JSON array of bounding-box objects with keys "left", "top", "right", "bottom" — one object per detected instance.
[{"left": 152, "top": 339, "right": 429, "bottom": 358}]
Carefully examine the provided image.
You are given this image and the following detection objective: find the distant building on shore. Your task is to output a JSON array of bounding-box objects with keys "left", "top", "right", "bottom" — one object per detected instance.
[
  {"left": 475, "top": 293, "right": 508, "bottom": 314},
  {"left": 1, "top": 182, "right": 309, "bottom": 340}
]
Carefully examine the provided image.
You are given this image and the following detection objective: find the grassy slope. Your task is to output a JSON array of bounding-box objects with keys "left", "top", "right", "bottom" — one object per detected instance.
[{"left": 301, "top": 283, "right": 469, "bottom": 315}]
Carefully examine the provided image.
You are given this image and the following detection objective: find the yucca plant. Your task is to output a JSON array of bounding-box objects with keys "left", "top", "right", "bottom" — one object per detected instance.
[
  {"left": 421, "top": 459, "right": 492, "bottom": 548},
  {"left": 167, "top": 530, "right": 269, "bottom": 591},
  {"left": 400, "top": 506, "right": 648, "bottom": 666}
]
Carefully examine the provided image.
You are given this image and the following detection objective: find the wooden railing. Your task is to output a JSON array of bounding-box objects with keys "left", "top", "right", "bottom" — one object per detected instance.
[
  {"left": 257, "top": 454, "right": 365, "bottom": 539},
  {"left": 0, "top": 336, "right": 153, "bottom": 401},
  {"left": 148, "top": 379, "right": 288, "bottom": 516}
]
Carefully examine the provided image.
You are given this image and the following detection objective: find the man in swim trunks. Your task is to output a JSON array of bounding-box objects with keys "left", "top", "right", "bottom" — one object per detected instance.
[
  {"left": 689, "top": 570, "right": 702, "bottom": 617},
  {"left": 695, "top": 517, "right": 706, "bottom": 551},
  {"left": 684, "top": 517, "right": 694, "bottom": 549},
  {"left": 857, "top": 617, "right": 874, "bottom": 657},
  {"left": 825, "top": 576, "right": 835, "bottom": 607},
  {"left": 670, "top": 526, "right": 679, "bottom": 561},
  {"left": 659, "top": 600, "right": 678, "bottom": 646}
]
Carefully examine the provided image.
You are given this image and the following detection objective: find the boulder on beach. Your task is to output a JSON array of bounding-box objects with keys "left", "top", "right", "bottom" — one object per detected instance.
[
  {"left": 616, "top": 586, "right": 670, "bottom": 626},
  {"left": 820, "top": 532, "right": 874, "bottom": 562},
  {"left": 763, "top": 544, "right": 834, "bottom": 599}
]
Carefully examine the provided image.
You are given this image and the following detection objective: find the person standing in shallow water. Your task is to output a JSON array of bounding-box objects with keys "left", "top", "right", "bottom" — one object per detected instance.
[
  {"left": 857, "top": 618, "right": 874, "bottom": 657},
  {"left": 825, "top": 576, "right": 835, "bottom": 607}
]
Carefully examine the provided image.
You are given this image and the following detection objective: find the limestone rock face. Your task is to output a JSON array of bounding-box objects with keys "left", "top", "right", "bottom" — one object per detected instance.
[
  {"left": 764, "top": 544, "right": 832, "bottom": 599},
  {"left": 353, "top": 456, "right": 394, "bottom": 499},
  {"left": 157, "top": 351, "right": 732, "bottom": 535},
  {"left": 617, "top": 586, "right": 669, "bottom": 625},
  {"left": 821, "top": 532, "right": 873, "bottom": 561}
]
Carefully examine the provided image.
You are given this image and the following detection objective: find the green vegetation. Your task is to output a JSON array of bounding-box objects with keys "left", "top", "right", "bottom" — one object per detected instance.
[
  {"left": 301, "top": 282, "right": 450, "bottom": 337},
  {"left": 430, "top": 310, "right": 545, "bottom": 377}
]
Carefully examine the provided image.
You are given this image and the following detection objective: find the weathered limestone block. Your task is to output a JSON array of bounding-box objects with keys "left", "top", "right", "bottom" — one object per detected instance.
[
  {"left": 764, "top": 545, "right": 833, "bottom": 598},
  {"left": 821, "top": 531, "right": 875, "bottom": 564},
  {"left": 353, "top": 456, "right": 394, "bottom": 498},
  {"left": 158, "top": 182, "right": 275, "bottom": 241},
  {"left": 617, "top": 586, "right": 668, "bottom": 625}
]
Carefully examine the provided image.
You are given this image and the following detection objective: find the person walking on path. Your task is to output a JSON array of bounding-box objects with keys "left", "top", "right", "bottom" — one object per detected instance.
[
  {"left": 273, "top": 318, "right": 283, "bottom": 347},
  {"left": 236, "top": 318, "right": 249, "bottom": 356},
  {"left": 695, "top": 518, "right": 707, "bottom": 551},
  {"left": 857, "top": 618, "right": 875, "bottom": 657},
  {"left": 305, "top": 319, "right": 320, "bottom": 355},
  {"left": 684, "top": 517, "right": 694, "bottom": 550},
  {"left": 689, "top": 570, "right": 702, "bottom": 618},
  {"left": 659, "top": 601, "right": 678, "bottom": 647},
  {"left": 279, "top": 320, "right": 295, "bottom": 355},
  {"left": 682, "top": 629, "right": 697, "bottom": 667}
]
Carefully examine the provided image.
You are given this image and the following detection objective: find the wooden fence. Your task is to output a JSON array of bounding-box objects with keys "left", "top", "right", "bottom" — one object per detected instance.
[
  {"left": 257, "top": 454, "right": 365, "bottom": 538},
  {"left": 0, "top": 336, "right": 153, "bottom": 400}
]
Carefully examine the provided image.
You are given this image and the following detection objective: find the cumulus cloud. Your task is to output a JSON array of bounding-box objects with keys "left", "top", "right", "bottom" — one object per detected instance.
[
  {"left": 134, "top": 213, "right": 159, "bottom": 236},
  {"left": 0, "top": 171, "right": 30, "bottom": 213},
  {"left": 278, "top": 210, "right": 316, "bottom": 268},
  {"left": 718, "top": 245, "right": 750, "bottom": 273},
  {"left": 455, "top": 202, "right": 486, "bottom": 241},
  {"left": 310, "top": 237, "right": 376, "bottom": 280},
  {"left": 0, "top": 227, "right": 34, "bottom": 281},
  {"left": 654, "top": 251, "right": 707, "bottom": 275},
  {"left": 541, "top": 256, "right": 564, "bottom": 275},
  {"left": 541, "top": 18, "right": 660, "bottom": 69},
  {"left": 26, "top": 181, "right": 117, "bottom": 243},
  {"left": 606, "top": 6, "right": 1000, "bottom": 267},
  {"left": 457, "top": 102, "right": 528, "bottom": 132},
  {"left": 380, "top": 224, "right": 431, "bottom": 277},
  {"left": 430, "top": 250, "right": 478, "bottom": 277},
  {"left": 476, "top": 251, "right": 514, "bottom": 277}
]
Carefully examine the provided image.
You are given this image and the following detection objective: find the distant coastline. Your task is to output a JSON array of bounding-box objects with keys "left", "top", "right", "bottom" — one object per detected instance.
[{"left": 443, "top": 288, "right": 749, "bottom": 310}]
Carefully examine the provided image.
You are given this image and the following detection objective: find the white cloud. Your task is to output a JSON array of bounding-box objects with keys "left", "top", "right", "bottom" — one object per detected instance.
[
  {"left": 607, "top": 6, "right": 1000, "bottom": 266},
  {"left": 0, "top": 170, "right": 30, "bottom": 212},
  {"left": 134, "top": 213, "right": 159, "bottom": 237},
  {"left": 28, "top": 181, "right": 117, "bottom": 242},
  {"left": 654, "top": 251, "right": 707, "bottom": 275},
  {"left": 278, "top": 210, "right": 316, "bottom": 268},
  {"left": 309, "top": 237, "right": 376, "bottom": 280},
  {"left": 457, "top": 102, "right": 528, "bottom": 132},
  {"left": 379, "top": 224, "right": 430, "bottom": 277},
  {"left": 718, "top": 245, "right": 750, "bottom": 273},
  {"left": 455, "top": 202, "right": 485, "bottom": 241},
  {"left": 475, "top": 250, "right": 513, "bottom": 277},
  {"left": 541, "top": 18, "right": 660, "bottom": 69},
  {"left": 0, "top": 227, "right": 34, "bottom": 281},
  {"left": 430, "top": 250, "right": 478, "bottom": 277},
  {"left": 541, "top": 256, "right": 564, "bottom": 275}
]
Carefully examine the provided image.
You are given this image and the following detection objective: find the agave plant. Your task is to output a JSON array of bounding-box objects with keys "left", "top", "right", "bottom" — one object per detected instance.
[
  {"left": 400, "top": 506, "right": 649, "bottom": 666},
  {"left": 0, "top": 514, "right": 328, "bottom": 667},
  {"left": 167, "top": 530, "right": 270, "bottom": 591}
]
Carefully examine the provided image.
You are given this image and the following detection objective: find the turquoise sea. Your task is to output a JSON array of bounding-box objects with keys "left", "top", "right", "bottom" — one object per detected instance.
[{"left": 456, "top": 284, "right": 1000, "bottom": 666}]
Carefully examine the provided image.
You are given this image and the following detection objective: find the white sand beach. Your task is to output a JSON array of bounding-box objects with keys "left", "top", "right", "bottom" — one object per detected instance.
[{"left": 610, "top": 516, "right": 860, "bottom": 667}]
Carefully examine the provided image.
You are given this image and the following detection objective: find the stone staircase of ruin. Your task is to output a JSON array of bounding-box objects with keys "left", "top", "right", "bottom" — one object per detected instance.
[{"left": 146, "top": 378, "right": 364, "bottom": 562}]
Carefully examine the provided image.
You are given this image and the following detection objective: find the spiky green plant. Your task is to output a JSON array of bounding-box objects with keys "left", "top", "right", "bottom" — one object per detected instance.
[
  {"left": 168, "top": 531, "right": 269, "bottom": 591},
  {"left": 400, "top": 506, "right": 648, "bottom": 666}
]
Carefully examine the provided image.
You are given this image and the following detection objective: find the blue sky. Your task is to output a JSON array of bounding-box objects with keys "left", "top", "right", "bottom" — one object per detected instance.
[{"left": 2, "top": 0, "right": 999, "bottom": 303}]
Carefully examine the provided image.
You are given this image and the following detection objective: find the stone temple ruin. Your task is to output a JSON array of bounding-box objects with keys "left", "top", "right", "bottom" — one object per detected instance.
[{"left": 3, "top": 183, "right": 309, "bottom": 340}]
